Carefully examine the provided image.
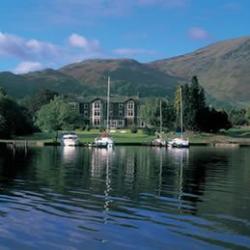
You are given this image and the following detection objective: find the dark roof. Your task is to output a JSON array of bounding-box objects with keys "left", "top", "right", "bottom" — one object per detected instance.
[{"left": 68, "top": 95, "right": 139, "bottom": 103}]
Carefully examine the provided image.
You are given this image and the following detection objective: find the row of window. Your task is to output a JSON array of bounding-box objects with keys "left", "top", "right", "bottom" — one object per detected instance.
[
  {"left": 81, "top": 101, "right": 134, "bottom": 109},
  {"left": 89, "top": 111, "right": 133, "bottom": 117},
  {"left": 93, "top": 119, "right": 125, "bottom": 127}
]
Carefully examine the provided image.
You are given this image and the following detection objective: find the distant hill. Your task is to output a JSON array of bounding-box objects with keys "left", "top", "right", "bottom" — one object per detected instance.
[
  {"left": 59, "top": 59, "right": 181, "bottom": 97},
  {"left": 0, "top": 36, "right": 250, "bottom": 106},
  {"left": 0, "top": 69, "right": 83, "bottom": 98},
  {"left": 150, "top": 36, "right": 250, "bottom": 104},
  {"left": 0, "top": 59, "right": 180, "bottom": 99}
]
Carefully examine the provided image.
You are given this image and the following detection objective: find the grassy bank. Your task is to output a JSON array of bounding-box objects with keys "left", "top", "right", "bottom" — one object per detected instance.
[{"left": 14, "top": 127, "right": 250, "bottom": 146}]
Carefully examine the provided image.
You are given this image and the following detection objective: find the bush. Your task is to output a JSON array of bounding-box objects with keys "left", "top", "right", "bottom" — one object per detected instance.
[
  {"left": 99, "top": 127, "right": 105, "bottom": 132},
  {"left": 130, "top": 125, "right": 138, "bottom": 133},
  {"left": 143, "top": 126, "right": 155, "bottom": 135}
]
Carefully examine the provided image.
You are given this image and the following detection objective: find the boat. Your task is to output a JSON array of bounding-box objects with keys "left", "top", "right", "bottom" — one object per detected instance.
[
  {"left": 152, "top": 99, "right": 166, "bottom": 147},
  {"left": 168, "top": 87, "right": 189, "bottom": 148},
  {"left": 94, "top": 132, "right": 114, "bottom": 149},
  {"left": 168, "top": 137, "right": 189, "bottom": 148},
  {"left": 61, "top": 132, "right": 79, "bottom": 146},
  {"left": 94, "top": 76, "right": 114, "bottom": 149}
]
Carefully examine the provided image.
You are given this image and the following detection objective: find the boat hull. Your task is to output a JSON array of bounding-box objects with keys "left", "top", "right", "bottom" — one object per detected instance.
[
  {"left": 61, "top": 133, "right": 79, "bottom": 147},
  {"left": 168, "top": 138, "right": 189, "bottom": 148},
  {"left": 94, "top": 137, "right": 114, "bottom": 149}
]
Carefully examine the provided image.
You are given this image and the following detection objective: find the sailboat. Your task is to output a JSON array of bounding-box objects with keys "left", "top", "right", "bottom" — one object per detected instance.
[
  {"left": 152, "top": 99, "right": 166, "bottom": 147},
  {"left": 94, "top": 76, "right": 114, "bottom": 149},
  {"left": 168, "top": 87, "right": 189, "bottom": 148}
]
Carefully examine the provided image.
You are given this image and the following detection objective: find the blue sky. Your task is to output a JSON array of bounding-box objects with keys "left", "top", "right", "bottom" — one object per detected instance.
[{"left": 0, "top": 0, "right": 249, "bottom": 73}]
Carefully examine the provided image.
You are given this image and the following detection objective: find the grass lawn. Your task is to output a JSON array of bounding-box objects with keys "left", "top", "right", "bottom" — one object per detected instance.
[
  {"left": 16, "top": 129, "right": 155, "bottom": 144},
  {"left": 15, "top": 127, "right": 250, "bottom": 145}
]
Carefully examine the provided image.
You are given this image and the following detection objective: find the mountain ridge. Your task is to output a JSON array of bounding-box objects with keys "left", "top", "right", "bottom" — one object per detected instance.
[{"left": 0, "top": 35, "right": 250, "bottom": 105}]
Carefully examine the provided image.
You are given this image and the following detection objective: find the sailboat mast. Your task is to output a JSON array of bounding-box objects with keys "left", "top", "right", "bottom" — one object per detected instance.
[
  {"left": 180, "top": 86, "right": 183, "bottom": 138},
  {"left": 106, "top": 76, "right": 110, "bottom": 132},
  {"left": 159, "top": 99, "right": 162, "bottom": 134}
]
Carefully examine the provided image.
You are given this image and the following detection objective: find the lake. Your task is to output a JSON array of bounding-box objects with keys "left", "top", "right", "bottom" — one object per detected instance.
[{"left": 0, "top": 145, "right": 250, "bottom": 249}]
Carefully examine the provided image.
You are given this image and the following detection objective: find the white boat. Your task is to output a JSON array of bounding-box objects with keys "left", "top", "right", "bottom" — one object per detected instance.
[
  {"left": 94, "top": 76, "right": 114, "bottom": 148},
  {"left": 94, "top": 135, "right": 114, "bottom": 149},
  {"left": 61, "top": 133, "right": 79, "bottom": 146},
  {"left": 168, "top": 87, "right": 189, "bottom": 148},
  {"left": 168, "top": 137, "right": 189, "bottom": 148}
]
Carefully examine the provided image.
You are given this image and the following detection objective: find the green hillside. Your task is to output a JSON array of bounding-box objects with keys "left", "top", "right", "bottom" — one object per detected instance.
[
  {"left": 60, "top": 59, "right": 181, "bottom": 97},
  {"left": 150, "top": 36, "right": 250, "bottom": 104},
  {"left": 0, "top": 36, "right": 250, "bottom": 106},
  {"left": 0, "top": 69, "right": 83, "bottom": 98}
]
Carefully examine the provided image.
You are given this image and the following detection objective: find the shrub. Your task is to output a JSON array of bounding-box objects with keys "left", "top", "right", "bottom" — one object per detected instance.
[
  {"left": 143, "top": 126, "right": 155, "bottom": 135},
  {"left": 130, "top": 125, "right": 138, "bottom": 134}
]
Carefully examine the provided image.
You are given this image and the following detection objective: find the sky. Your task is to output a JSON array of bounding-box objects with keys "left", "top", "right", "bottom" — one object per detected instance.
[{"left": 0, "top": 0, "right": 249, "bottom": 74}]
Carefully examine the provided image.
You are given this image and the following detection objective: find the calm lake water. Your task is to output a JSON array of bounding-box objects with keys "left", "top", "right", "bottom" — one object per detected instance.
[{"left": 0, "top": 145, "right": 250, "bottom": 250}]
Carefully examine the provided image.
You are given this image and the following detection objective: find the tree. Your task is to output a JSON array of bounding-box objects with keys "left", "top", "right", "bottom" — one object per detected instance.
[
  {"left": 174, "top": 76, "right": 231, "bottom": 132},
  {"left": 229, "top": 108, "right": 248, "bottom": 126},
  {"left": 36, "top": 96, "right": 82, "bottom": 135},
  {"left": 22, "top": 88, "right": 58, "bottom": 114},
  {"left": 196, "top": 107, "right": 231, "bottom": 132},
  {"left": 140, "top": 98, "right": 176, "bottom": 130},
  {"left": 0, "top": 95, "right": 34, "bottom": 138},
  {"left": 246, "top": 106, "right": 250, "bottom": 124},
  {"left": 0, "top": 87, "right": 7, "bottom": 97}
]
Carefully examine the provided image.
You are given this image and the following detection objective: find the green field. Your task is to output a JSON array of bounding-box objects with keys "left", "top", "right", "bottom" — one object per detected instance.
[{"left": 15, "top": 127, "right": 250, "bottom": 145}]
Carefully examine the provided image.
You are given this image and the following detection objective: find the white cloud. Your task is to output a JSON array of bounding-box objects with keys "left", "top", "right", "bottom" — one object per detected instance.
[
  {"left": 14, "top": 61, "right": 44, "bottom": 74},
  {"left": 188, "top": 27, "right": 210, "bottom": 40},
  {"left": 113, "top": 48, "right": 156, "bottom": 57},
  {"left": 0, "top": 32, "right": 105, "bottom": 71},
  {"left": 69, "top": 33, "right": 100, "bottom": 52},
  {"left": 0, "top": 32, "right": 59, "bottom": 60}
]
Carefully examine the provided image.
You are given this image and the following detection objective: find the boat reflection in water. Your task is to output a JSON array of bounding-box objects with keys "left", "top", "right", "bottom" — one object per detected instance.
[
  {"left": 61, "top": 146, "right": 78, "bottom": 164},
  {"left": 90, "top": 148, "right": 114, "bottom": 224},
  {"left": 169, "top": 148, "right": 188, "bottom": 210}
]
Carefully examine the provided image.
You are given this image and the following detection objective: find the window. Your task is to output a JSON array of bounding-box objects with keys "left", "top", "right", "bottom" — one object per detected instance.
[
  {"left": 93, "top": 100, "right": 101, "bottom": 117},
  {"left": 127, "top": 101, "right": 134, "bottom": 109},
  {"left": 84, "top": 110, "right": 88, "bottom": 117},
  {"left": 119, "top": 110, "right": 123, "bottom": 116},
  {"left": 127, "top": 101, "right": 134, "bottom": 117},
  {"left": 111, "top": 120, "right": 117, "bottom": 128},
  {"left": 119, "top": 103, "right": 124, "bottom": 109},
  {"left": 127, "top": 110, "right": 134, "bottom": 117},
  {"left": 94, "top": 110, "right": 100, "bottom": 116},
  {"left": 94, "top": 101, "right": 101, "bottom": 108},
  {"left": 84, "top": 104, "right": 88, "bottom": 109}
]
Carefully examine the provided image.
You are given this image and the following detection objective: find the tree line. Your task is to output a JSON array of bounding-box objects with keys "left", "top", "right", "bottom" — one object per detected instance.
[
  {"left": 140, "top": 76, "right": 250, "bottom": 133},
  {"left": 0, "top": 76, "right": 250, "bottom": 138}
]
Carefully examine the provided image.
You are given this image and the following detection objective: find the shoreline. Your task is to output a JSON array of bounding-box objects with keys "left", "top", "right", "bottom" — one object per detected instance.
[{"left": 1, "top": 140, "right": 250, "bottom": 147}]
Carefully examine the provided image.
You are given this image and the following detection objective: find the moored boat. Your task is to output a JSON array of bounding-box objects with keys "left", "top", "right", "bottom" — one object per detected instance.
[
  {"left": 61, "top": 133, "right": 79, "bottom": 146},
  {"left": 168, "top": 86, "right": 189, "bottom": 148},
  {"left": 94, "top": 76, "right": 114, "bottom": 149},
  {"left": 168, "top": 138, "right": 189, "bottom": 148}
]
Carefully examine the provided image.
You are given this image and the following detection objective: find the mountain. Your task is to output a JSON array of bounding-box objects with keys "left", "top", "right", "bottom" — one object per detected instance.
[
  {"left": 0, "top": 69, "right": 83, "bottom": 98},
  {"left": 0, "top": 36, "right": 250, "bottom": 104},
  {"left": 150, "top": 36, "right": 250, "bottom": 104},
  {"left": 59, "top": 59, "right": 181, "bottom": 97},
  {"left": 0, "top": 59, "right": 181, "bottom": 99}
]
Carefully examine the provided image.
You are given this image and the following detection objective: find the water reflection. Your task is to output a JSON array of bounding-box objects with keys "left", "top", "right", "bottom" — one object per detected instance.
[
  {"left": 0, "top": 146, "right": 250, "bottom": 249},
  {"left": 62, "top": 146, "right": 78, "bottom": 164}
]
